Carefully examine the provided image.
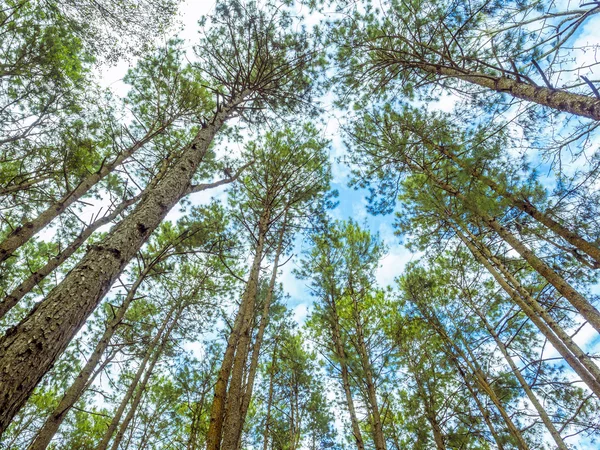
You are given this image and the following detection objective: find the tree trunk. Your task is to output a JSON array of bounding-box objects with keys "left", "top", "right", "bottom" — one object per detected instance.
[
  {"left": 415, "top": 160, "right": 600, "bottom": 334},
  {"left": 428, "top": 315, "right": 529, "bottom": 449},
  {"left": 405, "top": 357, "right": 446, "bottom": 450},
  {"left": 95, "top": 305, "right": 176, "bottom": 450},
  {"left": 418, "top": 63, "right": 600, "bottom": 120},
  {"left": 453, "top": 225, "right": 600, "bottom": 397},
  {"left": 471, "top": 305, "right": 568, "bottom": 450},
  {"left": 107, "top": 306, "right": 183, "bottom": 450},
  {"left": 452, "top": 357, "right": 506, "bottom": 450},
  {"left": 262, "top": 340, "right": 277, "bottom": 450},
  {"left": 0, "top": 125, "right": 169, "bottom": 263},
  {"left": 234, "top": 213, "right": 288, "bottom": 449},
  {"left": 206, "top": 206, "right": 270, "bottom": 450},
  {"left": 1, "top": 193, "right": 142, "bottom": 319},
  {"left": 434, "top": 144, "right": 600, "bottom": 266},
  {"left": 27, "top": 259, "right": 156, "bottom": 450},
  {"left": 220, "top": 210, "right": 271, "bottom": 450},
  {"left": 350, "top": 290, "right": 386, "bottom": 450},
  {"left": 0, "top": 98, "right": 241, "bottom": 434},
  {"left": 329, "top": 297, "right": 365, "bottom": 450}
]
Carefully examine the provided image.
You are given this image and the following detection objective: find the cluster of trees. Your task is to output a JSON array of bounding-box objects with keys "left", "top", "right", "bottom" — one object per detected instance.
[{"left": 1, "top": 0, "right": 600, "bottom": 448}]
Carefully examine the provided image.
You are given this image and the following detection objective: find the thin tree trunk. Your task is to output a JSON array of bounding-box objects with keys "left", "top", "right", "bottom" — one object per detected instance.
[
  {"left": 457, "top": 223, "right": 600, "bottom": 388},
  {"left": 220, "top": 210, "right": 271, "bottom": 450},
  {"left": 0, "top": 98, "right": 242, "bottom": 433},
  {"left": 187, "top": 386, "right": 209, "bottom": 450},
  {"left": 434, "top": 144, "right": 600, "bottom": 266},
  {"left": 415, "top": 160, "right": 600, "bottom": 334},
  {"left": 329, "top": 297, "right": 365, "bottom": 450},
  {"left": 453, "top": 356, "right": 506, "bottom": 450},
  {"left": 417, "top": 63, "right": 600, "bottom": 120},
  {"left": 0, "top": 124, "right": 169, "bottom": 263},
  {"left": 350, "top": 291, "right": 386, "bottom": 450},
  {"left": 426, "top": 313, "right": 529, "bottom": 449},
  {"left": 95, "top": 305, "right": 176, "bottom": 450},
  {"left": 1, "top": 193, "right": 142, "bottom": 319},
  {"left": 27, "top": 258, "right": 157, "bottom": 450},
  {"left": 206, "top": 207, "right": 270, "bottom": 450},
  {"left": 234, "top": 212, "right": 288, "bottom": 449},
  {"left": 262, "top": 340, "right": 277, "bottom": 450},
  {"left": 452, "top": 225, "right": 600, "bottom": 397},
  {"left": 471, "top": 305, "right": 568, "bottom": 450},
  {"left": 405, "top": 357, "right": 446, "bottom": 450},
  {"left": 107, "top": 306, "right": 183, "bottom": 450}
]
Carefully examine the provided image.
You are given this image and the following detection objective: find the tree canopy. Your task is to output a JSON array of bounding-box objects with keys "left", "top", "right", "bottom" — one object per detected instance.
[{"left": 1, "top": 0, "right": 599, "bottom": 448}]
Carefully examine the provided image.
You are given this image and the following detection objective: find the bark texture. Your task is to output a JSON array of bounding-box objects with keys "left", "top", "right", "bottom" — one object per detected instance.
[
  {"left": 26, "top": 257, "right": 161, "bottom": 450},
  {"left": 419, "top": 63, "right": 600, "bottom": 120},
  {"left": 1, "top": 194, "right": 142, "bottom": 319},
  {"left": 0, "top": 101, "right": 237, "bottom": 433},
  {"left": 0, "top": 127, "right": 166, "bottom": 263}
]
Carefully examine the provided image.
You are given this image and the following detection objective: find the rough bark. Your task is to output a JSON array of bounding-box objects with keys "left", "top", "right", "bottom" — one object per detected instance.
[
  {"left": 0, "top": 99, "right": 240, "bottom": 433},
  {"left": 435, "top": 144, "right": 600, "bottom": 266},
  {"left": 453, "top": 225, "right": 600, "bottom": 397},
  {"left": 419, "top": 63, "right": 600, "bottom": 120},
  {"left": 0, "top": 194, "right": 142, "bottom": 319},
  {"left": 95, "top": 305, "right": 176, "bottom": 450},
  {"left": 220, "top": 210, "right": 271, "bottom": 450},
  {"left": 0, "top": 125, "right": 168, "bottom": 263},
  {"left": 27, "top": 260, "right": 155, "bottom": 450},
  {"left": 472, "top": 306, "right": 568, "bottom": 450}
]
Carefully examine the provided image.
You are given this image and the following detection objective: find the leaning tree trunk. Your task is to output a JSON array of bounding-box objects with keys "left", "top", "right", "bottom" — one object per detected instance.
[
  {"left": 0, "top": 193, "right": 142, "bottom": 319},
  {"left": 471, "top": 305, "right": 568, "bottom": 450},
  {"left": 452, "top": 356, "right": 506, "bottom": 450},
  {"left": 329, "top": 294, "right": 366, "bottom": 450},
  {"left": 406, "top": 358, "right": 446, "bottom": 450},
  {"left": 432, "top": 322, "right": 529, "bottom": 450},
  {"left": 414, "top": 160, "right": 600, "bottom": 334},
  {"left": 27, "top": 258, "right": 159, "bottom": 450},
  {"left": 433, "top": 143, "right": 600, "bottom": 266},
  {"left": 350, "top": 290, "right": 386, "bottom": 450},
  {"left": 452, "top": 225, "right": 600, "bottom": 397},
  {"left": 107, "top": 306, "right": 183, "bottom": 450},
  {"left": 205, "top": 207, "right": 270, "bottom": 450},
  {"left": 415, "top": 62, "right": 600, "bottom": 121},
  {"left": 458, "top": 223, "right": 600, "bottom": 386},
  {"left": 262, "top": 339, "right": 278, "bottom": 450},
  {"left": 0, "top": 97, "right": 243, "bottom": 433},
  {"left": 95, "top": 305, "right": 176, "bottom": 450},
  {"left": 0, "top": 124, "right": 170, "bottom": 263},
  {"left": 233, "top": 213, "right": 288, "bottom": 449}
]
